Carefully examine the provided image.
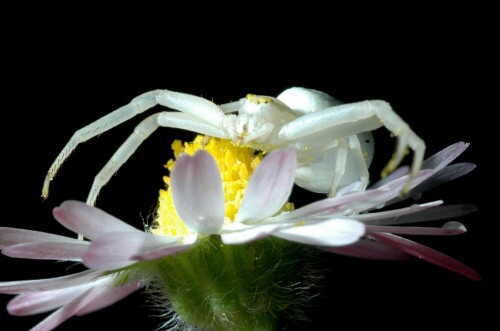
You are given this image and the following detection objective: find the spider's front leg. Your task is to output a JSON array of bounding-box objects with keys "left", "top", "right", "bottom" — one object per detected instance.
[
  {"left": 279, "top": 100, "right": 425, "bottom": 194},
  {"left": 86, "top": 112, "right": 228, "bottom": 206},
  {"left": 42, "top": 90, "right": 226, "bottom": 201},
  {"left": 222, "top": 113, "right": 275, "bottom": 146}
]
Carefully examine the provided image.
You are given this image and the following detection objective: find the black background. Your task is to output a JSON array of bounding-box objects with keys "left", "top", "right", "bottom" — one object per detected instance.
[{"left": 0, "top": 7, "right": 495, "bottom": 330}]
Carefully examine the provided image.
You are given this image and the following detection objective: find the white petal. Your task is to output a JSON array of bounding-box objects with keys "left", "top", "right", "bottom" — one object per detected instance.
[
  {"left": 25, "top": 276, "right": 114, "bottom": 331},
  {"left": 367, "top": 222, "right": 466, "bottom": 236},
  {"left": 29, "top": 288, "right": 94, "bottom": 331},
  {"left": 8, "top": 273, "right": 140, "bottom": 323},
  {"left": 408, "top": 163, "right": 476, "bottom": 196},
  {"left": 221, "top": 222, "right": 288, "bottom": 244},
  {"left": 276, "top": 171, "right": 432, "bottom": 222},
  {"left": 275, "top": 188, "right": 383, "bottom": 221},
  {"left": 371, "top": 142, "right": 469, "bottom": 191},
  {"left": 52, "top": 201, "right": 137, "bottom": 240},
  {"left": 443, "top": 221, "right": 467, "bottom": 232},
  {"left": 76, "top": 279, "right": 141, "bottom": 316},
  {"left": 362, "top": 204, "right": 477, "bottom": 226},
  {"left": 2, "top": 241, "right": 89, "bottom": 261},
  {"left": 0, "top": 227, "right": 82, "bottom": 249},
  {"left": 236, "top": 149, "right": 296, "bottom": 223},
  {"left": 386, "top": 163, "right": 476, "bottom": 207},
  {"left": 131, "top": 234, "right": 197, "bottom": 261},
  {"left": 336, "top": 180, "right": 369, "bottom": 197},
  {"left": 0, "top": 270, "right": 100, "bottom": 295},
  {"left": 7, "top": 283, "right": 91, "bottom": 316},
  {"left": 421, "top": 141, "right": 469, "bottom": 171},
  {"left": 171, "top": 150, "right": 225, "bottom": 235},
  {"left": 353, "top": 201, "right": 443, "bottom": 224},
  {"left": 341, "top": 171, "right": 433, "bottom": 213},
  {"left": 273, "top": 218, "right": 365, "bottom": 247},
  {"left": 83, "top": 231, "right": 182, "bottom": 270},
  {"left": 370, "top": 165, "right": 409, "bottom": 188}
]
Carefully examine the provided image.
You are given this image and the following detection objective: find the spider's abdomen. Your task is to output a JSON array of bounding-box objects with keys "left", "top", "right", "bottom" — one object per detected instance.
[
  {"left": 294, "top": 131, "right": 374, "bottom": 194},
  {"left": 277, "top": 87, "right": 342, "bottom": 115}
]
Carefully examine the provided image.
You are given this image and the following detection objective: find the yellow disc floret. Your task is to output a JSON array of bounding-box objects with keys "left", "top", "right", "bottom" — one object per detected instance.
[{"left": 153, "top": 135, "right": 265, "bottom": 236}]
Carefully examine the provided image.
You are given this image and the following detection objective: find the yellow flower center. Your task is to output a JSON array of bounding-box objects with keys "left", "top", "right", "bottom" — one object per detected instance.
[{"left": 152, "top": 135, "right": 265, "bottom": 236}]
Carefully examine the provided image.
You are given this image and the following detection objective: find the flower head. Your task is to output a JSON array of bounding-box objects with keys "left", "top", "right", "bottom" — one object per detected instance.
[{"left": 1, "top": 139, "right": 480, "bottom": 330}]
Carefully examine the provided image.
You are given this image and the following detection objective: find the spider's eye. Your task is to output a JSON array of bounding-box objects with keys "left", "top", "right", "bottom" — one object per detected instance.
[{"left": 246, "top": 94, "right": 273, "bottom": 105}]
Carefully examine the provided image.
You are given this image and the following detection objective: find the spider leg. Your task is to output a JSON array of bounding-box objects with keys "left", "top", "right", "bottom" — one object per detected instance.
[
  {"left": 336, "top": 135, "right": 370, "bottom": 196},
  {"left": 279, "top": 100, "right": 425, "bottom": 193},
  {"left": 297, "top": 135, "right": 370, "bottom": 197},
  {"left": 86, "top": 112, "right": 228, "bottom": 206},
  {"left": 370, "top": 101, "right": 425, "bottom": 193},
  {"left": 219, "top": 100, "right": 242, "bottom": 113},
  {"left": 42, "top": 90, "right": 225, "bottom": 198},
  {"left": 328, "top": 138, "right": 347, "bottom": 197}
]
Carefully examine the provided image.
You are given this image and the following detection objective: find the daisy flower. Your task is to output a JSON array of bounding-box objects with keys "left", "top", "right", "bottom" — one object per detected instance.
[{"left": 0, "top": 137, "right": 479, "bottom": 330}]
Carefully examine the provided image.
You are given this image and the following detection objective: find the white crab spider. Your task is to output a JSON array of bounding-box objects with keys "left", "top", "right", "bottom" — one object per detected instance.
[{"left": 42, "top": 87, "right": 425, "bottom": 206}]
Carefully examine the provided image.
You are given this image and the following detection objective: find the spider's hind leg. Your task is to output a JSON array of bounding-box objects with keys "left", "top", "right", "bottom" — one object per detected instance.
[{"left": 370, "top": 100, "right": 425, "bottom": 193}]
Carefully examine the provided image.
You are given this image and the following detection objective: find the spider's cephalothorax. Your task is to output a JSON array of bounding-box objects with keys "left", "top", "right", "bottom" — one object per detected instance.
[
  {"left": 43, "top": 87, "right": 425, "bottom": 205},
  {"left": 221, "top": 93, "right": 297, "bottom": 148}
]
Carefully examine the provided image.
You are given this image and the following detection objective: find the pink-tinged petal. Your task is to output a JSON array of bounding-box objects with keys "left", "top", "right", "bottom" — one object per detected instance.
[
  {"left": 0, "top": 270, "right": 100, "bottom": 295},
  {"left": 83, "top": 231, "right": 181, "bottom": 270},
  {"left": 363, "top": 204, "right": 477, "bottom": 226},
  {"left": 0, "top": 227, "right": 83, "bottom": 249},
  {"left": 221, "top": 222, "right": 288, "bottom": 244},
  {"left": 236, "top": 149, "right": 296, "bottom": 223},
  {"left": 369, "top": 232, "right": 481, "bottom": 281},
  {"left": 336, "top": 180, "right": 370, "bottom": 197},
  {"left": 341, "top": 171, "right": 433, "bottom": 213},
  {"left": 7, "top": 283, "right": 90, "bottom": 316},
  {"left": 421, "top": 141, "right": 469, "bottom": 171},
  {"left": 370, "top": 165, "right": 409, "bottom": 189},
  {"left": 23, "top": 275, "right": 138, "bottom": 331},
  {"left": 8, "top": 275, "right": 140, "bottom": 327},
  {"left": 443, "top": 221, "right": 467, "bottom": 231},
  {"left": 386, "top": 163, "right": 476, "bottom": 207},
  {"left": 277, "top": 171, "right": 433, "bottom": 222},
  {"left": 276, "top": 188, "right": 384, "bottom": 221},
  {"left": 274, "top": 218, "right": 365, "bottom": 247},
  {"left": 325, "top": 239, "right": 409, "bottom": 260},
  {"left": 171, "top": 150, "right": 224, "bottom": 235},
  {"left": 367, "top": 221, "right": 466, "bottom": 236},
  {"left": 2, "top": 241, "right": 89, "bottom": 261},
  {"left": 355, "top": 201, "right": 443, "bottom": 224},
  {"left": 76, "top": 279, "right": 141, "bottom": 315},
  {"left": 408, "top": 163, "right": 476, "bottom": 196},
  {"left": 52, "top": 201, "right": 137, "bottom": 240},
  {"left": 370, "top": 142, "right": 469, "bottom": 191},
  {"left": 131, "top": 234, "right": 197, "bottom": 261},
  {"left": 28, "top": 288, "right": 94, "bottom": 331}
]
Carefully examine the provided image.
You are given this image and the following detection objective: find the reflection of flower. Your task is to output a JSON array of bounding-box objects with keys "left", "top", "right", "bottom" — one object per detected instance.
[{"left": 0, "top": 140, "right": 479, "bottom": 330}]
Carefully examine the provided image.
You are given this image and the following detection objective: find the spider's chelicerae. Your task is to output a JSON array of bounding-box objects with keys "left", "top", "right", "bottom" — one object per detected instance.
[{"left": 43, "top": 87, "right": 425, "bottom": 205}]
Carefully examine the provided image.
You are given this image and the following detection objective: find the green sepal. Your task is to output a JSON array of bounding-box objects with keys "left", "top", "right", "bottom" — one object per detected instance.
[{"left": 141, "top": 236, "right": 321, "bottom": 331}]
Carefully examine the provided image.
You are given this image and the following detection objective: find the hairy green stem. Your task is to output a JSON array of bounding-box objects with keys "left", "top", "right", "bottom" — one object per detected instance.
[{"left": 142, "top": 236, "right": 321, "bottom": 330}]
